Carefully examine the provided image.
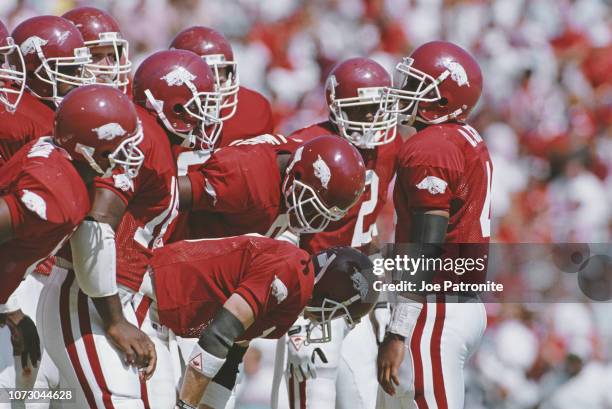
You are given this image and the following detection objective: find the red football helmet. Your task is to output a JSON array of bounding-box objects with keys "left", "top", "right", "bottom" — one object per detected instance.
[
  {"left": 282, "top": 135, "right": 366, "bottom": 234},
  {"left": 54, "top": 85, "right": 144, "bottom": 179},
  {"left": 305, "top": 246, "right": 377, "bottom": 343},
  {"left": 62, "top": 7, "right": 131, "bottom": 92},
  {"left": 132, "top": 49, "right": 222, "bottom": 150},
  {"left": 170, "top": 26, "right": 238, "bottom": 121},
  {"left": 10, "top": 16, "right": 95, "bottom": 106},
  {"left": 383, "top": 41, "right": 483, "bottom": 125},
  {"left": 0, "top": 20, "right": 26, "bottom": 112},
  {"left": 325, "top": 57, "right": 398, "bottom": 149}
]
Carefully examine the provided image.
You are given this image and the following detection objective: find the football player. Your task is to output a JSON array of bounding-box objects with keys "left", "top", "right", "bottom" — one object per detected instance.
[
  {"left": 376, "top": 41, "right": 490, "bottom": 409},
  {"left": 0, "top": 85, "right": 144, "bottom": 396},
  {"left": 35, "top": 82, "right": 180, "bottom": 409},
  {"left": 142, "top": 236, "right": 376, "bottom": 409},
  {"left": 38, "top": 50, "right": 226, "bottom": 409},
  {"left": 178, "top": 134, "right": 366, "bottom": 241},
  {"left": 170, "top": 25, "right": 274, "bottom": 147},
  {"left": 278, "top": 57, "right": 400, "bottom": 409},
  {"left": 0, "top": 16, "right": 94, "bottom": 167},
  {"left": 0, "top": 16, "right": 96, "bottom": 399},
  {"left": 0, "top": 20, "right": 25, "bottom": 113},
  {"left": 62, "top": 6, "right": 132, "bottom": 93}
]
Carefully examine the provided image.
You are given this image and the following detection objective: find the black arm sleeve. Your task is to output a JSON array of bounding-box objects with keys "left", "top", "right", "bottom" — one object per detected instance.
[{"left": 211, "top": 344, "right": 248, "bottom": 390}]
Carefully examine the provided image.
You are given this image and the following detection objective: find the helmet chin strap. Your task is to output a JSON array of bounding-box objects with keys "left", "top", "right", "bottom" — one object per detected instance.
[
  {"left": 75, "top": 142, "right": 106, "bottom": 175},
  {"left": 144, "top": 89, "right": 211, "bottom": 150},
  {"left": 416, "top": 106, "right": 464, "bottom": 125}
]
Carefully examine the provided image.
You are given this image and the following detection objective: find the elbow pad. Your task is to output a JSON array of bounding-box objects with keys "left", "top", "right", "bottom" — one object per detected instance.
[
  {"left": 188, "top": 308, "right": 245, "bottom": 379},
  {"left": 70, "top": 220, "right": 118, "bottom": 298}
]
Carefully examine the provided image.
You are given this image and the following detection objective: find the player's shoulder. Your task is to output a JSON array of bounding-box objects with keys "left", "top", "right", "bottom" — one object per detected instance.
[
  {"left": 238, "top": 86, "right": 271, "bottom": 107},
  {"left": 135, "top": 105, "right": 174, "bottom": 170},
  {"left": 400, "top": 123, "right": 468, "bottom": 167},
  {"left": 287, "top": 120, "right": 337, "bottom": 142},
  {"left": 0, "top": 93, "right": 53, "bottom": 138},
  {"left": 14, "top": 138, "right": 88, "bottom": 224},
  {"left": 15, "top": 92, "right": 54, "bottom": 117},
  {"left": 215, "top": 140, "right": 277, "bottom": 170}
]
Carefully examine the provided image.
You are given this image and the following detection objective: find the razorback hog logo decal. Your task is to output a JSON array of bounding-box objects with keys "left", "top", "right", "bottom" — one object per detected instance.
[
  {"left": 313, "top": 155, "right": 331, "bottom": 189},
  {"left": 162, "top": 67, "right": 196, "bottom": 86},
  {"left": 20, "top": 36, "right": 48, "bottom": 55},
  {"left": 92, "top": 123, "right": 127, "bottom": 141},
  {"left": 442, "top": 58, "right": 470, "bottom": 87}
]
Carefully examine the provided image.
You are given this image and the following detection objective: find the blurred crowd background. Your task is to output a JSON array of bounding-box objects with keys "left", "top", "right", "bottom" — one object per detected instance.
[{"left": 2, "top": 0, "right": 611, "bottom": 408}]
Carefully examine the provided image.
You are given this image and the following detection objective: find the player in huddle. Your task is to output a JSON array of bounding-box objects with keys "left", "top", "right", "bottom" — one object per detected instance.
[
  {"left": 277, "top": 57, "right": 400, "bottom": 409},
  {"left": 377, "top": 41, "right": 491, "bottom": 409}
]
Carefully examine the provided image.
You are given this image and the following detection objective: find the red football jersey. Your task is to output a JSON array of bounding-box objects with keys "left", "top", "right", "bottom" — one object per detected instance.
[
  {"left": 394, "top": 122, "right": 493, "bottom": 244},
  {"left": 151, "top": 235, "right": 314, "bottom": 340},
  {"left": 0, "top": 92, "right": 54, "bottom": 167},
  {"left": 218, "top": 86, "right": 274, "bottom": 147},
  {"left": 185, "top": 143, "right": 283, "bottom": 239},
  {"left": 0, "top": 138, "right": 89, "bottom": 303},
  {"left": 94, "top": 105, "right": 179, "bottom": 292},
  {"left": 290, "top": 121, "right": 399, "bottom": 253},
  {"left": 168, "top": 144, "right": 213, "bottom": 242}
]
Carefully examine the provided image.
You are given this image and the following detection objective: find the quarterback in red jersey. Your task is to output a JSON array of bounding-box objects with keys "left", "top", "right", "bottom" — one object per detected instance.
[
  {"left": 0, "top": 17, "right": 91, "bottom": 166},
  {"left": 170, "top": 25, "right": 274, "bottom": 147},
  {"left": 149, "top": 236, "right": 376, "bottom": 409},
  {"left": 377, "top": 41, "right": 490, "bottom": 409},
  {"left": 279, "top": 57, "right": 399, "bottom": 409}
]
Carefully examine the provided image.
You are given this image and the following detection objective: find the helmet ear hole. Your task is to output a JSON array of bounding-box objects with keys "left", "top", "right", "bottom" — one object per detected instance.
[
  {"left": 100, "top": 150, "right": 112, "bottom": 158},
  {"left": 439, "top": 97, "right": 448, "bottom": 107},
  {"left": 173, "top": 103, "right": 184, "bottom": 114},
  {"left": 294, "top": 171, "right": 301, "bottom": 181}
]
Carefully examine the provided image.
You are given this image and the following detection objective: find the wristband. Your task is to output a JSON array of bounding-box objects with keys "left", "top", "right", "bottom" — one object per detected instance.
[
  {"left": 188, "top": 342, "right": 226, "bottom": 378},
  {"left": 176, "top": 399, "right": 196, "bottom": 409},
  {"left": 387, "top": 297, "right": 423, "bottom": 338}
]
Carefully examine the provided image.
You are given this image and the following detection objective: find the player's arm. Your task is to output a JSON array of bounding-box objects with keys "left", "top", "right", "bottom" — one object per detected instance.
[
  {"left": 178, "top": 293, "right": 254, "bottom": 408},
  {"left": 0, "top": 197, "right": 14, "bottom": 244},
  {"left": 198, "top": 343, "right": 249, "bottom": 409},
  {"left": 70, "top": 187, "right": 156, "bottom": 378},
  {"left": 377, "top": 209, "right": 449, "bottom": 395}
]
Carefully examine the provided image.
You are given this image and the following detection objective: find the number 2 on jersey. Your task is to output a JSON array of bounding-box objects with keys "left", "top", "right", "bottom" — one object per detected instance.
[{"left": 351, "top": 170, "right": 379, "bottom": 247}]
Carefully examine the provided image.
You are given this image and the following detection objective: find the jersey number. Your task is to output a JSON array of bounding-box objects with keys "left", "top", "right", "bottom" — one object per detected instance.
[
  {"left": 480, "top": 160, "right": 492, "bottom": 238},
  {"left": 351, "top": 170, "right": 379, "bottom": 247},
  {"left": 460, "top": 125, "right": 492, "bottom": 238}
]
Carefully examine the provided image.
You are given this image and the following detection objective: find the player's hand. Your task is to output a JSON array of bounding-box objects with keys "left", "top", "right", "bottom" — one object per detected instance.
[
  {"left": 371, "top": 302, "right": 391, "bottom": 345},
  {"left": 377, "top": 333, "right": 405, "bottom": 396},
  {"left": 1, "top": 310, "right": 41, "bottom": 371},
  {"left": 286, "top": 324, "right": 328, "bottom": 382},
  {"left": 105, "top": 319, "right": 157, "bottom": 380}
]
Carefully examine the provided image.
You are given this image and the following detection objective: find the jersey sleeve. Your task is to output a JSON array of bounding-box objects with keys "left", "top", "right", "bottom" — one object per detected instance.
[
  {"left": 2, "top": 182, "right": 64, "bottom": 240},
  {"left": 234, "top": 245, "right": 311, "bottom": 319},
  {"left": 93, "top": 168, "right": 138, "bottom": 206},
  {"left": 397, "top": 137, "right": 463, "bottom": 211},
  {"left": 237, "top": 246, "right": 313, "bottom": 340},
  {"left": 186, "top": 148, "right": 249, "bottom": 213}
]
